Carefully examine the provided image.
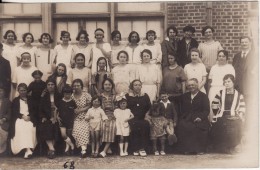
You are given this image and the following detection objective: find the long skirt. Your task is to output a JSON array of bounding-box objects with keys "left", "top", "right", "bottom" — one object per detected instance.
[
  {"left": 101, "top": 119, "right": 116, "bottom": 143},
  {"left": 210, "top": 116, "right": 242, "bottom": 149},
  {"left": 141, "top": 84, "right": 157, "bottom": 103},
  {"left": 72, "top": 119, "right": 90, "bottom": 148},
  {"left": 0, "top": 128, "right": 8, "bottom": 154},
  {"left": 208, "top": 86, "right": 225, "bottom": 121},
  {"left": 11, "top": 119, "right": 37, "bottom": 154}
]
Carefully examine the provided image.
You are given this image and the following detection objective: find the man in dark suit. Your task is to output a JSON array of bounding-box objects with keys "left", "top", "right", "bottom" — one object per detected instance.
[
  {"left": 0, "top": 43, "right": 11, "bottom": 98},
  {"left": 177, "top": 25, "right": 199, "bottom": 68}
]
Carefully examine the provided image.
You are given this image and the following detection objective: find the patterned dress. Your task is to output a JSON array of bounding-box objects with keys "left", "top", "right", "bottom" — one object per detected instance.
[{"left": 72, "top": 92, "right": 92, "bottom": 148}]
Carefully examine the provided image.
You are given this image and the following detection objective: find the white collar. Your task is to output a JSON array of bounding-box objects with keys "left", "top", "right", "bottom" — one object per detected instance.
[
  {"left": 160, "top": 100, "right": 171, "bottom": 104},
  {"left": 191, "top": 91, "right": 199, "bottom": 99}
]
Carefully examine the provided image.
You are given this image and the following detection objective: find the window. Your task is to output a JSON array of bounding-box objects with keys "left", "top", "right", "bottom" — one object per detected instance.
[{"left": 2, "top": 4, "right": 41, "bottom": 15}]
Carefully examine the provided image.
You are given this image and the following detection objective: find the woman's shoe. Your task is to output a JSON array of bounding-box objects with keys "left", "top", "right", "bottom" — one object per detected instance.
[
  {"left": 139, "top": 150, "right": 147, "bottom": 157},
  {"left": 133, "top": 151, "right": 139, "bottom": 156},
  {"left": 154, "top": 151, "right": 159, "bottom": 156},
  {"left": 81, "top": 150, "right": 87, "bottom": 158},
  {"left": 99, "top": 151, "right": 106, "bottom": 158},
  {"left": 47, "top": 150, "right": 55, "bottom": 159},
  {"left": 160, "top": 151, "right": 166, "bottom": 155},
  {"left": 94, "top": 152, "right": 99, "bottom": 158},
  {"left": 124, "top": 152, "right": 128, "bottom": 156}
]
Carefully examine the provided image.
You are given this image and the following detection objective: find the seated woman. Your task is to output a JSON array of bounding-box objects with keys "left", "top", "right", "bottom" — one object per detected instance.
[
  {"left": 210, "top": 74, "right": 245, "bottom": 154},
  {"left": 0, "top": 84, "right": 11, "bottom": 155},
  {"left": 10, "top": 83, "right": 37, "bottom": 159}
]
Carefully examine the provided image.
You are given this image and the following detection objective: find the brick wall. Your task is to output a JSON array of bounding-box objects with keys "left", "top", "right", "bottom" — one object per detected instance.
[{"left": 167, "top": 1, "right": 249, "bottom": 58}]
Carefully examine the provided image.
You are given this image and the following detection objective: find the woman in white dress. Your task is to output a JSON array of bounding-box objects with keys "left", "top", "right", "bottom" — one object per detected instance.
[
  {"left": 2, "top": 30, "right": 19, "bottom": 100},
  {"left": 136, "top": 49, "right": 160, "bottom": 103},
  {"left": 16, "top": 32, "right": 37, "bottom": 67},
  {"left": 72, "top": 30, "right": 92, "bottom": 69},
  {"left": 10, "top": 83, "right": 37, "bottom": 159},
  {"left": 184, "top": 48, "right": 207, "bottom": 93},
  {"left": 68, "top": 53, "right": 92, "bottom": 92},
  {"left": 12, "top": 52, "right": 37, "bottom": 97},
  {"left": 36, "top": 33, "right": 55, "bottom": 81},
  {"left": 91, "top": 28, "right": 112, "bottom": 74},
  {"left": 111, "top": 30, "right": 126, "bottom": 67},
  {"left": 208, "top": 50, "right": 235, "bottom": 121}
]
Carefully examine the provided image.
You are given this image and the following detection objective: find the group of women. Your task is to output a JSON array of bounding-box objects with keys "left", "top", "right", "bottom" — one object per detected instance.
[{"left": 0, "top": 25, "right": 246, "bottom": 159}]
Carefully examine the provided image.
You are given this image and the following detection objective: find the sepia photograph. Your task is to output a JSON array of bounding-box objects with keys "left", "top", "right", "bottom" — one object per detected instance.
[{"left": 0, "top": 0, "right": 259, "bottom": 169}]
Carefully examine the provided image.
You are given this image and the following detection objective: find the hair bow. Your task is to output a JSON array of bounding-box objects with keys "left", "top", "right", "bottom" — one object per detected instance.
[{"left": 115, "top": 92, "right": 127, "bottom": 102}]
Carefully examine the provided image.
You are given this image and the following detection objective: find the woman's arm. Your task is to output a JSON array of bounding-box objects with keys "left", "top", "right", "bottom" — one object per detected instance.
[{"left": 199, "top": 76, "right": 207, "bottom": 91}]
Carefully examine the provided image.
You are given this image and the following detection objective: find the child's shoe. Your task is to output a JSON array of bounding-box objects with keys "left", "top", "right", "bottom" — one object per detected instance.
[
  {"left": 124, "top": 152, "right": 128, "bottom": 156},
  {"left": 154, "top": 151, "right": 159, "bottom": 156},
  {"left": 139, "top": 150, "right": 147, "bottom": 157},
  {"left": 120, "top": 152, "right": 125, "bottom": 157},
  {"left": 160, "top": 151, "right": 166, "bottom": 155},
  {"left": 99, "top": 151, "right": 106, "bottom": 158},
  {"left": 133, "top": 151, "right": 139, "bottom": 156}
]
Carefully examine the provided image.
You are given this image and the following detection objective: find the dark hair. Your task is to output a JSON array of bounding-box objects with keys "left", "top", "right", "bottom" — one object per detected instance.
[
  {"left": 96, "top": 57, "right": 108, "bottom": 72},
  {"left": 117, "top": 50, "right": 129, "bottom": 61},
  {"left": 146, "top": 30, "right": 157, "bottom": 40},
  {"left": 189, "top": 48, "right": 201, "bottom": 58},
  {"left": 17, "top": 83, "right": 28, "bottom": 91},
  {"left": 22, "top": 32, "right": 34, "bottom": 43},
  {"left": 117, "top": 98, "right": 127, "bottom": 108},
  {"left": 188, "top": 78, "right": 199, "bottom": 84},
  {"left": 21, "top": 52, "right": 31, "bottom": 62},
  {"left": 74, "top": 53, "right": 86, "bottom": 67},
  {"left": 0, "top": 43, "right": 3, "bottom": 49},
  {"left": 218, "top": 50, "right": 228, "bottom": 60},
  {"left": 53, "top": 63, "right": 67, "bottom": 78},
  {"left": 101, "top": 78, "right": 115, "bottom": 92},
  {"left": 141, "top": 49, "right": 152, "bottom": 60},
  {"left": 46, "top": 78, "right": 56, "bottom": 85},
  {"left": 150, "top": 102, "right": 162, "bottom": 117},
  {"left": 3, "top": 30, "right": 17, "bottom": 40},
  {"left": 91, "top": 95, "right": 102, "bottom": 106},
  {"left": 62, "top": 84, "right": 73, "bottom": 94},
  {"left": 183, "top": 25, "right": 196, "bottom": 33},
  {"left": 166, "top": 26, "right": 178, "bottom": 36},
  {"left": 38, "top": 33, "right": 54, "bottom": 43},
  {"left": 31, "top": 70, "right": 43, "bottom": 78},
  {"left": 111, "top": 30, "right": 121, "bottom": 41},
  {"left": 76, "top": 30, "right": 89, "bottom": 42},
  {"left": 72, "top": 79, "right": 84, "bottom": 89},
  {"left": 60, "top": 31, "right": 71, "bottom": 41},
  {"left": 94, "top": 28, "right": 105, "bottom": 38},
  {"left": 201, "top": 26, "right": 215, "bottom": 36},
  {"left": 239, "top": 36, "right": 251, "bottom": 43},
  {"left": 129, "top": 79, "right": 142, "bottom": 90},
  {"left": 128, "top": 31, "right": 140, "bottom": 43},
  {"left": 223, "top": 74, "right": 235, "bottom": 84}
]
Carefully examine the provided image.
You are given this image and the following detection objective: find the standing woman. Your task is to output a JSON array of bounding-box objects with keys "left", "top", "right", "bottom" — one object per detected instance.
[
  {"left": 68, "top": 53, "right": 92, "bottom": 92},
  {"left": 184, "top": 48, "right": 207, "bottom": 93},
  {"left": 71, "top": 79, "right": 92, "bottom": 158},
  {"left": 198, "top": 26, "right": 223, "bottom": 72},
  {"left": 0, "top": 84, "right": 11, "bottom": 155},
  {"left": 39, "top": 78, "right": 61, "bottom": 159},
  {"left": 161, "top": 26, "right": 179, "bottom": 69},
  {"left": 99, "top": 78, "right": 117, "bottom": 158},
  {"left": 10, "top": 83, "right": 37, "bottom": 159},
  {"left": 35, "top": 33, "right": 55, "bottom": 81},
  {"left": 91, "top": 28, "right": 112, "bottom": 74},
  {"left": 125, "top": 80, "right": 151, "bottom": 156},
  {"left": 17, "top": 32, "right": 37, "bottom": 67},
  {"left": 136, "top": 49, "right": 160, "bottom": 103},
  {"left": 111, "top": 30, "right": 125, "bottom": 67},
  {"left": 72, "top": 30, "right": 92, "bottom": 69}
]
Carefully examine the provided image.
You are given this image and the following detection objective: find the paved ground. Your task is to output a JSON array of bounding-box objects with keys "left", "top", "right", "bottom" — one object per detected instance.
[{"left": 0, "top": 149, "right": 258, "bottom": 169}]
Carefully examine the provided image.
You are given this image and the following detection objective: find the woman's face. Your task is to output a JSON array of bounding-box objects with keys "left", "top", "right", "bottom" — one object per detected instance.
[
  {"left": 142, "top": 52, "right": 151, "bottom": 63},
  {"left": 0, "top": 89, "right": 5, "bottom": 99},
  {"left": 18, "top": 87, "right": 27, "bottom": 97},
  {"left": 75, "top": 55, "right": 85, "bottom": 67},
  {"left": 25, "top": 35, "right": 33, "bottom": 44},
  {"left": 21, "top": 54, "right": 31, "bottom": 66},
  {"left": 95, "top": 31, "right": 104, "bottom": 42},
  {"left": 103, "top": 80, "right": 112, "bottom": 92},
  {"left": 57, "top": 66, "right": 65, "bottom": 76},
  {"left": 118, "top": 52, "right": 128, "bottom": 64},
  {"left": 113, "top": 34, "right": 120, "bottom": 43},
  {"left": 130, "top": 33, "right": 138, "bottom": 44},
  {"left": 224, "top": 78, "right": 234, "bottom": 89},
  {"left": 79, "top": 34, "right": 87, "bottom": 44},
  {"left": 168, "top": 29, "right": 176, "bottom": 39},
  {"left": 147, "top": 33, "right": 155, "bottom": 43},
  {"left": 132, "top": 81, "right": 142, "bottom": 94},
  {"left": 73, "top": 82, "right": 82, "bottom": 92},
  {"left": 98, "top": 59, "right": 106, "bottom": 70},
  {"left": 42, "top": 35, "right": 50, "bottom": 45},
  {"left": 168, "top": 55, "right": 176, "bottom": 65},
  {"left": 184, "top": 31, "right": 192, "bottom": 39},
  {"left": 6, "top": 32, "right": 15, "bottom": 44},
  {"left": 191, "top": 51, "right": 199, "bottom": 63},
  {"left": 61, "top": 33, "right": 70, "bottom": 44},
  {"left": 47, "top": 82, "right": 55, "bottom": 93},
  {"left": 204, "top": 28, "right": 213, "bottom": 39},
  {"left": 217, "top": 52, "right": 227, "bottom": 65}
]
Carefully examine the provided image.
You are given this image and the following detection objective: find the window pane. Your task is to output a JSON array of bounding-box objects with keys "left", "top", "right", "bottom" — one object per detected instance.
[
  {"left": 117, "top": 21, "right": 132, "bottom": 42},
  {"left": 56, "top": 3, "right": 109, "bottom": 13},
  {"left": 23, "top": 4, "right": 41, "bottom": 14},
  {"left": 30, "top": 23, "right": 42, "bottom": 40},
  {"left": 68, "top": 22, "right": 79, "bottom": 42},
  {"left": 3, "top": 4, "right": 41, "bottom": 15},
  {"left": 2, "top": 23, "right": 15, "bottom": 35},
  {"left": 117, "top": 3, "right": 161, "bottom": 12},
  {"left": 3, "top": 4, "right": 22, "bottom": 15},
  {"left": 15, "top": 23, "right": 30, "bottom": 41}
]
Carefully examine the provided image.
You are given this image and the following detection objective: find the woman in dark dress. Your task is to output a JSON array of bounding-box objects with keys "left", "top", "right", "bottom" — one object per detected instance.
[
  {"left": 177, "top": 78, "right": 210, "bottom": 154},
  {"left": 125, "top": 80, "right": 151, "bottom": 157},
  {"left": 39, "top": 78, "right": 62, "bottom": 159},
  {"left": 210, "top": 74, "right": 245, "bottom": 154}
]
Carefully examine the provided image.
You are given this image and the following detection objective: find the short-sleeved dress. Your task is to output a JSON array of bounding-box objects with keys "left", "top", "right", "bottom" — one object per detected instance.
[
  {"left": 113, "top": 108, "right": 133, "bottom": 136},
  {"left": 72, "top": 92, "right": 92, "bottom": 148},
  {"left": 100, "top": 93, "right": 117, "bottom": 143}
]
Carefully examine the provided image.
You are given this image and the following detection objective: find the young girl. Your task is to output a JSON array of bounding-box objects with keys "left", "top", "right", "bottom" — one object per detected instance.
[
  {"left": 53, "top": 31, "right": 73, "bottom": 74},
  {"left": 57, "top": 85, "right": 76, "bottom": 156},
  {"left": 85, "top": 96, "right": 108, "bottom": 158},
  {"left": 48, "top": 63, "right": 67, "bottom": 95},
  {"left": 111, "top": 50, "right": 135, "bottom": 95},
  {"left": 114, "top": 94, "right": 134, "bottom": 156},
  {"left": 91, "top": 57, "right": 112, "bottom": 96}
]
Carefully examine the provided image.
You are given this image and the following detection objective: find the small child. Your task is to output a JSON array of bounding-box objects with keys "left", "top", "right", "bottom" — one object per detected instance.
[
  {"left": 85, "top": 96, "right": 108, "bottom": 158},
  {"left": 57, "top": 85, "right": 76, "bottom": 155},
  {"left": 113, "top": 95, "right": 134, "bottom": 156},
  {"left": 158, "top": 91, "right": 178, "bottom": 146}
]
